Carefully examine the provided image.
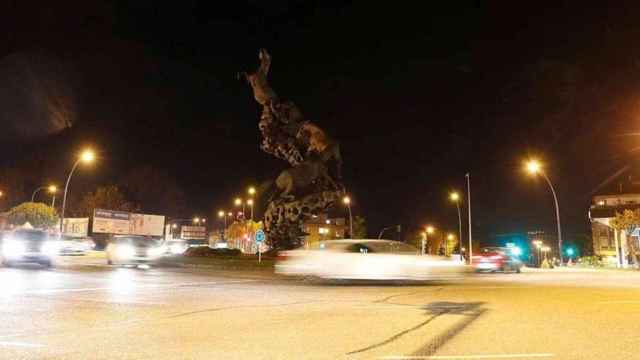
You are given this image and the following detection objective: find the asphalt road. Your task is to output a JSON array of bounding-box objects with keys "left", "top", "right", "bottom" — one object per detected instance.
[{"left": 2, "top": 257, "right": 640, "bottom": 360}]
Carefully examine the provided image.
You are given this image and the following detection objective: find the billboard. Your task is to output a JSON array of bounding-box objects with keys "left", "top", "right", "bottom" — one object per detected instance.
[
  {"left": 181, "top": 225, "right": 207, "bottom": 240},
  {"left": 92, "top": 209, "right": 165, "bottom": 236},
  {"left": 129, "top": 213, "right": 165, "bottom": 237},
  {"left": 61, "top": 218, "right": 89, "bottom": 238}
]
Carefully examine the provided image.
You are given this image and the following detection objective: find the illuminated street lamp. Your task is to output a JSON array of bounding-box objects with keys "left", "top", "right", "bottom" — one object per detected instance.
[
  {"left": 422, "top": 225, "right": 435, "bottom": 255},
  {"left": 234, "top": 197, "right": 245, "bottom": 218},
  {"left": 32, "top": 184, "right": 58, "bottom": 207},
  {"left": 247, "top": 198, "right": 254, "bottom": 221},
  {"left": 343, "top": 196, "right": 353, "bottom": 238},
  {"left": 525, "top": 158, "right": 563, "bottom": 264},
  {"left": 449, "top": 191, "right": 464, "bottom": 259},
  {"left": 533, "top": 240, "right": 543, "bottom": 267},
  {"left": 248, "top": 187, "right": 256, "bottom": 196},
  {"left": 218, "top": 210, "right": 228, "bottom": 241},
  {"left": 60, "top": 149, "right": 96, "bottom": 233}
]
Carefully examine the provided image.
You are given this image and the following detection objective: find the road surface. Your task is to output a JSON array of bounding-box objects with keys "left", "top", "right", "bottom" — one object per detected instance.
[{"left": 1, "top": 256, "right": 640, "bottom": 359}]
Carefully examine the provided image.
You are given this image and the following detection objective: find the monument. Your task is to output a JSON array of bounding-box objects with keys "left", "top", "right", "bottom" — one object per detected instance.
[{"left": 240, "top": 49, "right": 344, "bottom": 249}]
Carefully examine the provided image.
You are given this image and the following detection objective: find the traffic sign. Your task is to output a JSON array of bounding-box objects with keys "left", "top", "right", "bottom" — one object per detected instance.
[{"left": 255, "top": 229, "right": 265, "bottom": 243}]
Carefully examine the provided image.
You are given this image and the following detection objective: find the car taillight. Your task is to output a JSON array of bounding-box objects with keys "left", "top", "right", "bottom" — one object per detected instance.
[{"left": 489, "top": 255, "right": 505, "bottom": 260}]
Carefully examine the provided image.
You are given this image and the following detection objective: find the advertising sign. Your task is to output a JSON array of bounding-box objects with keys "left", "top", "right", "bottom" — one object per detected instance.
[
  {"left": 92, "top": 209, "right": 165, "bottom": 236},
  {"left": 181, "top": 225, "right": 207, "bottom": 240},
  {"left": 129, "top": 213, "right": 165, "bottom": 237},
  {"left": 61, "top": 218, "right": 89, "bottom": 238},
  {"left": 92, "top": 209, "right": 131, "bottom": 234}
]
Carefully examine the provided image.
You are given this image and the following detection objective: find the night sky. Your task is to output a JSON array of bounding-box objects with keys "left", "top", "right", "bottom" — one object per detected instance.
[{"left": 2, "top": 2, "right": 640, "bottom": 249}]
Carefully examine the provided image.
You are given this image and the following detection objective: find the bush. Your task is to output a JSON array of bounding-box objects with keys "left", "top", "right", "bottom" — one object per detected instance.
[
  {"left": 578, "top": 256, "right": 605, "bottom": 268},
  {"left": 183, "top": 247, "right": 242, "bottom": 258},
  {"left": 7, "top": 202, "right": 58, "bottom": 229}
]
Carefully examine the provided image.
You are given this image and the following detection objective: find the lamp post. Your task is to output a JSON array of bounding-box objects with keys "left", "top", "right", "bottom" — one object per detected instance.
[
  {"left": 60, "top": 149, "right": 95, "bottom": 234},
  {"left": 533, "top": 240, "right": 543, "bottom": 267},
  {"left": 449, "top": 191, "right": 464, "bottom": 257},
  {"left": 234, "top": 198, "right": 245, "bottom": 219},
  {"left": 465, "top": 173, "right": 473, "bottom": 264},
  {"left": 423, "top": 225, "right": 434, "bottom": 255},
  {"left": 343, "top": 196, "right": 353, "bottom": 238},
  {"left": 32, "top": 185, "right": 58, "bottom": 207},
  {"left": 526, "top": 159, "right": 563, "bottom": 264},
  {"left": 247, "top": 199, "right": 254, "bottom": 221}
]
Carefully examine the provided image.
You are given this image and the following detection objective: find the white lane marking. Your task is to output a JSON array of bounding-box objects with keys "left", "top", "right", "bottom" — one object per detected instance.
[
  {"left": 381, "top": 354, "right": 554, "bottom": 359},
  {"left": 24, "top": 279, "right": 257, "bottom": 295},
  {"left": 0, "top": 341, "right": 44, "bottom": 348}
]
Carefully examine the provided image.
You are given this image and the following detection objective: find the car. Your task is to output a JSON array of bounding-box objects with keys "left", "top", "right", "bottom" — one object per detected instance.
[
  {"left": 58, "top": 237, "right": 94, "bottom": 255},
  {"left": 472, "top": 246, "right": 523, "bottom": 273},
  {"left": 275, "top": 239, "right": 468, "bottom": 281},
  {"left": 0, "top": 229, "right": 59, "bottom": 267},
  {"left": 105, "top": 235, "right": 166, "bottom": 266},
  {"left": 165, "top": 239, "right": 188, "bottom": 255}
]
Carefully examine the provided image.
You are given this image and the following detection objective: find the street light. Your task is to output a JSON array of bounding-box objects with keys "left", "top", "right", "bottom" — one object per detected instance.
[
  {"left": 423, "top": 225, "right": 434, "bottom": 255},
  {"left": 248, "top": 187, "right": 256, "bottom": 196},
  {"left": 533, "top": 240, "right": 543, "bottom": 267},
  {"left": 247, "top": 198, "right": 254, "bottom": 221},
  {"left": 32, "top": 184, "right": 58, "bottom": 207},
  {"left": 525, "top": 158, "right": 563, "bottom": 264},
  {"left": 60, "top": 149, "right": 96, "bottom": 233},
  {"left": 449, "top": 191, "right": 464, "bottom": 260},
  {"left": 343, "top": 196, "right": 353, "bottom": 238},
  {"left": 234, "top": 197, "right": 245, "bottom": 218}
]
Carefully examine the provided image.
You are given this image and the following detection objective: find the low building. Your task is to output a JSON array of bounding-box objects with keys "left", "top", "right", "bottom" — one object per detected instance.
[
  {"left": 302, "top": 214, "right": 347, "bottom": 248},
  {"left": 589, "top": 193, "right": 640, "bottom": 266}
]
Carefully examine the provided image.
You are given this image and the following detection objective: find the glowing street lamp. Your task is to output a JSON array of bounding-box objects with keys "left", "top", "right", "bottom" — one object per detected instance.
[
  {"left": 449, "top": 191, "right": 464, "bottom": 259},
  {"left": 525, "top": 158, "right": 563, "bottom": 264},
  {"left": 247, "top": 198, "right": 254, "bottom": 221},
  {"left": 32, "top": 184, "right": 58, "bottom": 207},
  {"left": 422, "top": 225, "right": 435, "bottom": 255},
  {"left": 343, "top": 196, "right": 353, "bottom": 238},
  {"left": 248, "top": 187, "right": 256, "bottom": 196},
  {"left": 60, "top": 149, "right": 96, "bottom": 233}
]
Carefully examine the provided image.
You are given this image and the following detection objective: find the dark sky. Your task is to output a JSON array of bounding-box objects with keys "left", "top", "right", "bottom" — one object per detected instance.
[{"left": 2, "top": 1, "right": 640, "bottom": 248}]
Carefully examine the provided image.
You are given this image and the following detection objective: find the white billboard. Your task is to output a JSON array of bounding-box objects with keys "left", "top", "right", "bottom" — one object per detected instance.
[
  {"left": 61, "top": 218, "right": 89, "bottom": 238},
  {"left": 92, "top": 209, "right": 165, "bottom": 237},
  {"left": 181, "top": 225, "right": 207, "bottom": 240},
  {"left": 129, "top": 213, "right": 165, "bottom": 237}
]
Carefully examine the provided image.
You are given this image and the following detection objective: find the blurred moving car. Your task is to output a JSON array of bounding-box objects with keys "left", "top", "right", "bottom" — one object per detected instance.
[
  {"left": 0, "top": 229, "right": 59, "bottom": 267},
  {"left": 59, "top": 237, "right": 95, "bottom": 255},
  {"left": 473, "top": 246, "right": 523, "bottom": 273},
  {"left": 165, "top": 239, "right": 188, "bottom": 255},
  {"left": 276, "top": 239, "right": 467, "bottom": 281},
  {"left": 106, "top": 235, "right": 166, "bottom": 265}
]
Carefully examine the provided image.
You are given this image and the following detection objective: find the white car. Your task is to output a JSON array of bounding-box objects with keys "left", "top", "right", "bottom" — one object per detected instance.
[
  {"left": 106, "top": 236, "right": 166, "bottom": 266},
  {"left": 1, "top": 229, "right": 59, "bottom": 268},
  {"left": 59, "top": 237, "right": 94, "bottom": 255},
  {"left": 276, "top": 239, "right": 468, "bottom": 281}
]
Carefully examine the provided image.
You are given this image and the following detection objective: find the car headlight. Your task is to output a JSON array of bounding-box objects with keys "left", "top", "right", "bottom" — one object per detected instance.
[
  {"left": 148, "top": 246, "right": 166, "bottom": 257},
  {"left": 116, "top": 245, "right": 135, "bottom": 258},
  {"left": 170, "top": 244, "right": 185, "bottom": 254},
  {"left": 2, "top": 239, "right": 25, "bottom": 257},
  {"left": 42, "top": 241, "right": 61, "bottom": 256}
]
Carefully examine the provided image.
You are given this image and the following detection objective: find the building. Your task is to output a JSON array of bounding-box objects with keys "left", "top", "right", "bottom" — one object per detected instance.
[
  {"left": 589, "top": 193, "right": 640, "bottom": 266},
  {"left": 302, "top": 214, "right": 347, "bottom": 248}
]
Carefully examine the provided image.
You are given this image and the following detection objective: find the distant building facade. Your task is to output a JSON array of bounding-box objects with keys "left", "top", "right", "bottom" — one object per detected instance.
[
  {"left": 302, "top": 214, "right": 347, "bottom": 248},
  {"left": 589, "top": 193, "right": 640, "bottom": 266}
]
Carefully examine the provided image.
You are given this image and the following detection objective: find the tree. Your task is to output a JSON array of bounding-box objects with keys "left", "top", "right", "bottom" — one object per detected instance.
[
  {"left": 352, "top": 216, "right": 367, "bottom": 238},
  {"left": 610, "top": 210, "right": 640, "bottom": 268},
  {"left": 7, "top": 202, "right": 58, "bottom": 229},
  {"left": 72, "top": 185, "right": 137, "bottom": 217}
]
